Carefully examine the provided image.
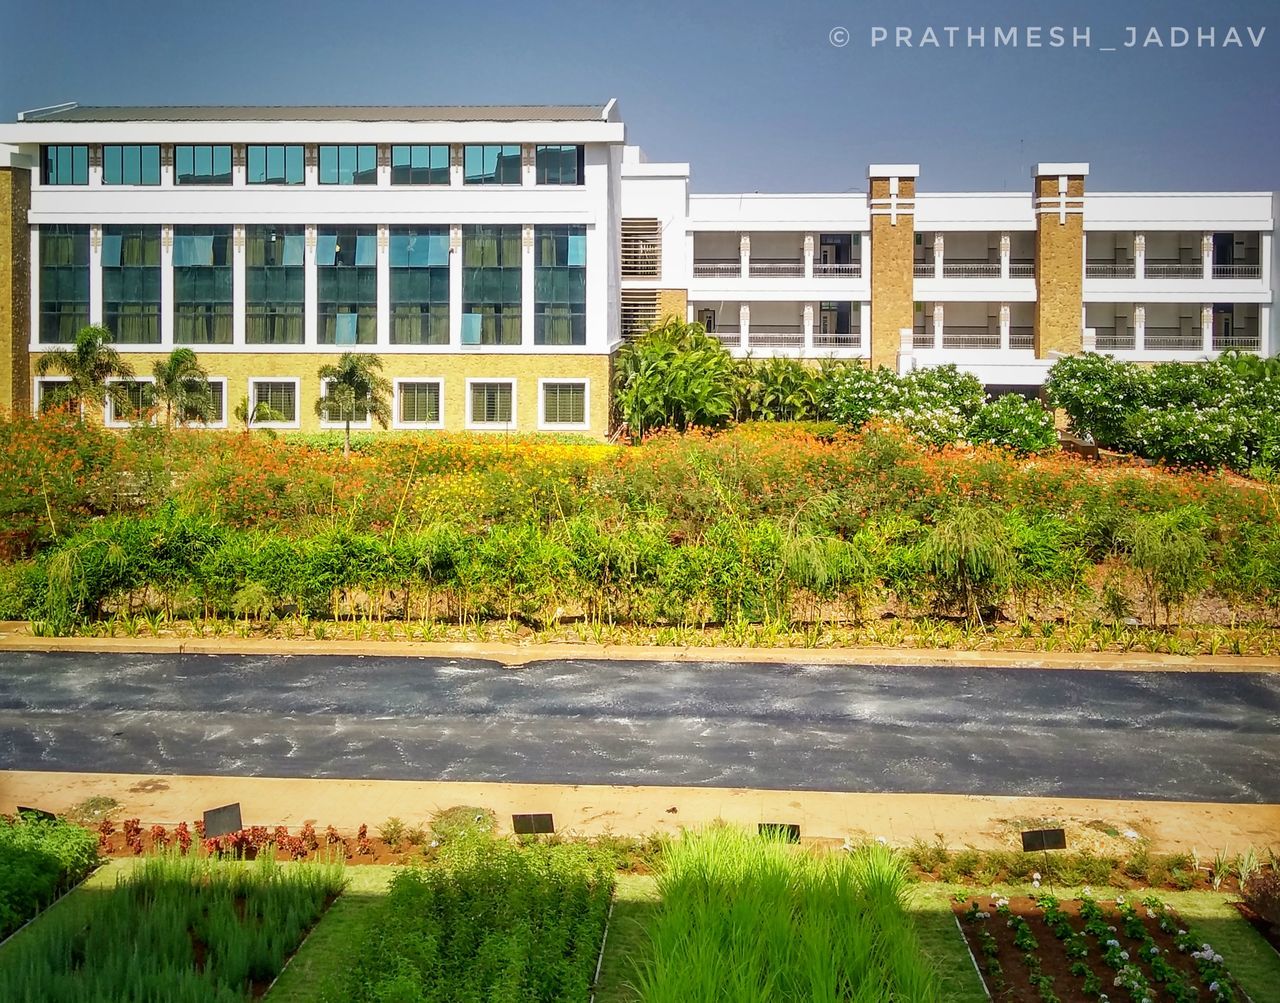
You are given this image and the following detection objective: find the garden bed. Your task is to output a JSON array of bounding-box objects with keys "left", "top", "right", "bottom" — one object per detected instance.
[
  {"left": 955, "top": 891, "right": 1242, "bottom": 1002},
  {"left": 0, "top": 812, "right": 100, "bottom": 941}
]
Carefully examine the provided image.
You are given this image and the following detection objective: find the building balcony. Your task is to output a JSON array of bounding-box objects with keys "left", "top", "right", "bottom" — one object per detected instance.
[
  {"left": 912, "top": 326, "right": 1035, "bottom": 351},
  {"left": 1087, "top": 262, "right": 1136, "bottom": 279},
  {"left": 693, "top": 259, "right": 742, "bottom": 278},
  {"left": 813, "top": 262, "right": 861, "bottom": 278},
  {"left": 943, "top": 261, "right": 1001, "bottom": 278},
  {"left": 749, "top": 259, "right": 804, "bottom": 278},
  {"left": 1144, "top": 263, "right": 1204, "bottom": 279},
  {"left": 707, "top": 325, "right": 862, "bottom": 355},
  {"left": 1212, "top": 263, "right": 1261, "bottom": 279}
]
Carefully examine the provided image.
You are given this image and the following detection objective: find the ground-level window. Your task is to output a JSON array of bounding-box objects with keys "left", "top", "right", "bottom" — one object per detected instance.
[
  {"left": 35, "top": 378, "right": 75, "bottom": 414},
  {"left": 468, "top": 380, "right": 514, "bottom": 426},
  {"left": 181, "top": 377, "right": 226, "bottom": 426},
  {"left": 249, "top": 379, "right": 299, "bottom": 426},
  {"left": 319, "top": 377, "right": 372, "bottom": 428},
  {"left": 105, "top": 379, "right": 155, "bottom": 427},
  {"left": 397, "top": 381, "right": 443, "bottom": 427},
  {"left": 541, "top": 381, "right": 588, "bottom": 428}
]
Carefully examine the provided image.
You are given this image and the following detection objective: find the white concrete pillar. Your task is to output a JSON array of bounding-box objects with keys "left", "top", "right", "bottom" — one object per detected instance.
[
  {"left": 999, "top": 302, "right": 1011, "bottom": 351},
  {"left": 1082, "top": 326, "right": 1097, "bottom": 353},
  {"left": 376, "top": 225, "right": 390, "bottom": 347},
  {"left": 685, "top": 232, "right": 696, "bottom": 275},
  {"left": 1134, "top": 234, "right": 1145, "bottom": 279},
  {"left": 898, "top": 327, "right": 915, "bottom": 375},
  {"left": 522, "top": 144, "right": 536, "bottom": 188},
  {"left": 933, "top": 232, "right": 944, "bottom": 279},
  {"left": 999, "top": 233, "right": 1010, "bottom": 280},
  {"left": 1259, "top": 232, "right": 1272, "bottom": 286},
  {"left": 160, "top": 225, "right": 174, "bottom": 347},
  {"left": 739, "top": 303, "right": 750, "bottom": 351},
  {"left": 521, "top": 224, "right": 535, "bottom": 347},
  {"left": 739, "top": 233, "right": 750, "bottom": 279},
  {"left": 1134, "top": 305, "right": 1146, "bottom": 352},
  {"left": 232, "top": 225, "right": 246, "bottom": 345},
  {"left": 932, "top": 302, "right": 944, "bottom": 349},
  {"left": 304, "top": 225, "right": 318, "bottom": 347},
  {"left": 858, "top": 301, "right": 870, "bottom": 353},
  {"left": 1202, "top": 304, "right": 1214, "bottom": 353},
  {"left": 89, "top": 225, "right": 103, "bottom": 326},
  {"left": 803, "top": 302, "right": 814, "bottom": 351},
  {"left": 449, "top": 225, "right": 463, "bottom": 348},
  {"left": 803, "top": 233, "right": 814, "bottom": 279},
  {"left": 1202, "top": 233, "right": 1213, "bottom": 280},
  {"left": 449, "top": 145, "right": 464, "bottom": 188}
]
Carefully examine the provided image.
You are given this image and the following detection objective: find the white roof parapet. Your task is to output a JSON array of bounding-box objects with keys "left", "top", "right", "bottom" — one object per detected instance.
[
  {"left": 868, "top": 163, "right": 920, "bottom": 178},
  {"left": 1034, "top": 162, "right": 1090, "bottom": 177}
]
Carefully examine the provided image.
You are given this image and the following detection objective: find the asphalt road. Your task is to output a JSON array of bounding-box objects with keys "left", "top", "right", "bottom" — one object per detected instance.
[{"left": 0, "top": 651, "right": 1276, "bottom": 803}]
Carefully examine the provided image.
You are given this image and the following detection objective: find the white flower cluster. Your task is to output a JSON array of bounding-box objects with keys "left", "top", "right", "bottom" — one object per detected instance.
[{"left": 1191, "top": 944, "right": 1224, "bottom": 965}]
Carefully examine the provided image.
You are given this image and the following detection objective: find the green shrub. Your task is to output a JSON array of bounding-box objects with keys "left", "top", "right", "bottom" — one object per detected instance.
[
  {"left": 921, "top": 506, "right": 1015, "bottom": 621},
  {"left": 1120, "top": 507, "right": 1210, "bottom": 624},
  {"left": 613, "top": 318, "right": 738, "bottom": 438},
  {"left": 968, "top": 394, "right": 1059, "bottom": 455},
  {"left": 0, "top": 814, "right": 100, "bottom": 939}
]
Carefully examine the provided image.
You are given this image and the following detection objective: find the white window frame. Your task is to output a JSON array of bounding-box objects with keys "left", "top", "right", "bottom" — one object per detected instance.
[
  {"left": 32, "top": 376, "right": 74, "bottom": 415},
  {"left": 318, "top": 376, "right": 375, "bottom": 430},
  {"left": 104, "top": 376, "right": 156, "bottom": 428},
  {"left": 179, "top": 376, "right": 228, "bottom": 429},
  {"left": 537, "top": 377, "right": 591, "bottom": 432},
  {"left": 247, "top": 376, "right": 301, "bottom": 430},
  {"left": 393, "top": 377, "right": 445, "bottom": 430},
  {"left": 465, "top": 377, "right": 517, "bottom": 431}
]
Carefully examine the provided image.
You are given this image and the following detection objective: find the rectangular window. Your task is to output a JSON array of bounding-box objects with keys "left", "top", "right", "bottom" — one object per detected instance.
[
  {"left": 250, "top": 380, "right": 298, "bottom": 424},
  {"left": 245, "top": 226, "right": 306, "bottom": 345},
  {"left": 542, "top": 381, "right": 587, "bottom": 426},
  {"left": 173, "top": 226, "right": 233, "bottom": 345},
  {"left": 41, "top": 145, "right": 89, "bottom": 185},
  {"left": 102, "top": 145, "right": 161, "bottom": 185},
  {"left": 36, "top": 378, "right": 74, "bottom": 413},
  {"left": 398, "top": 381, "right": 442, "bottom": 426},
  {"left": 469, "top": 381, "right": 514, "bottom": 425},
  {"left": 317, "top": 227, "right": 377, "bottom": 344},
  {"left": 173, "top": 145, "right": 232, "bottom": 185},
  {"left": 390, "top": 226, "right": 450, "bottom": 345},
  {"left": 535, "top": 225, "right": 586, "bottom": 346},
  {"left": 463, "top": 145, "right": 521, "bottom": 185},
  {"left": 462, "top": 225, "right": 522, "bottom": 345},
  {"left": 535, "top": 145, "right": 584, "bottom": 185},
  {"left": 390, "top": 145, "right": 449, "bottom": 185},
  {"left": 38, "top": 225, "right": 90, "bottom": 343},
  {"left": 106, "top": 380, "right": 155, "bottom": 426},
  {"left": 318, "top": 145, "right": 378, "bottom": 185},
  {"left": 182, "top": 377, "right": 226, "bottom": 425},
  {"left": 102, "top": 225, "right": 162, "bottom": 344},
  {"left": 320, "top": 377, "right": 372, "bottom": 427},
  {"left": 247, "top": 145, "right": 305, "bottom": 185}
]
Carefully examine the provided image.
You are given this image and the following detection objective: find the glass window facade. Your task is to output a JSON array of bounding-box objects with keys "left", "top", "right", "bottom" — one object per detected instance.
[
  {"left": 41, "top": 146, "right": 88, "bottom": 186},
  {"left": 318, "top": 145, "right": 377, "bottom": 185},
  {"left": 535, "top": 145, "right": 584, "bottom": 185},
  {"left": 317, "top": 226, "right": 377, "bottom": 344},
  {"left": 103, "top": 145, "right": 160, "bottom": 185},
  {"left": 38, "top": 225, "right": 90, "bottom": 343},
  {"left": 399, "top": 382, "right": 441, "bottom": 425},
  {"left": 251, "top": 380, "right": 297, "bottom": 423},
  {"left": 470, "top": 382, "right": 513, "bottom": 424},
  {"left": 462, "top": 225, "right": 522, "bottom": 345},
  {"left": 245, "top": 226, "right": 305, "bottom": 345},
  {"left": 247, "top": 145, "right": 305, "bottom": 185},
  {"left": 173, "top": 225, "right": 233, "bottom": 345},
  {"left": 102, "top": 225, "right": 162, "bottom": 344},
  {"left": 174, "top": 145, "right": 232, "bottom": 185},
  {"left": 543, "top": 382, "right": 586, "bottom": 425},
  {"left": 390, "top": 226, "right": 450, "bottom": 345},
  {"left": 535, "top": 225, "right": 586, "bottom": 345},
  {"left": 391, "top": 145, "right": 449, "bottom": 185},
  {"left": 463, "top": 145, "right": 521, "bottom": 185}
]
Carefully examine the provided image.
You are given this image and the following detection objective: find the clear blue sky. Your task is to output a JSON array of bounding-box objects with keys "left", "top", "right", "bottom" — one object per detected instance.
[{"left": 3, "top": 0, "right": 1277, "bottom": 193}]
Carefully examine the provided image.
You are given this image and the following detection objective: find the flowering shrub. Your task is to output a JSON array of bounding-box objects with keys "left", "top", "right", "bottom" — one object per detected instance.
[{"left": 969, "top": 393, "right": 1059, "bottom": 455}]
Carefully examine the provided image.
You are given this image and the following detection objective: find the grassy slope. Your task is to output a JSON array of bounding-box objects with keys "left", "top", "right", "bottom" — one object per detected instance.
[
  {"left": 912, "top": 886, "right": 990, "bottom": 1002},
  {"left": 594, "top": 873, "right": 660, "bottom": 1003}
]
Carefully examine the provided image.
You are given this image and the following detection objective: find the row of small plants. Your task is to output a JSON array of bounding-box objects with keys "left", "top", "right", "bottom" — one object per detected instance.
[
  {"left": 959, "top": 890, "right": 1240, "bottom": 1003},
  {"left": 0, "top": 851, "right": 345, "bottom": 1002},
  {"left": 0, "top": 813, "right": 100, "bottom": 941},
  {"left": 632, "top": 826, "right": 941, "bottom": 1002}
]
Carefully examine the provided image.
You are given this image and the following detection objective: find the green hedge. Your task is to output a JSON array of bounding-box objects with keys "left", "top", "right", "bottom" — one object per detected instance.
[{"left": 0, "top": 814, "right": 100, "bottom": 940}]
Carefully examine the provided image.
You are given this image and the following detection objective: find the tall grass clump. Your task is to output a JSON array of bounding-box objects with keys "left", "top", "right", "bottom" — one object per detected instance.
[
  {"left": 632, "top": 826, "right": 941, "bottom": 1002},
  {"left": 0, "top": 851, "right": 345, "bottom": 1002}
]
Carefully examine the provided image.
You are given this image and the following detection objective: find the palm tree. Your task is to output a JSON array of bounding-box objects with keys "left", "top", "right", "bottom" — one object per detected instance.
[
  {"left": 151, "top": 348, "right": 213, "bottom": 428},
  {"left": 233, "top": 395, "right": 284, "bottom": 433},
  {"left": 35, "top": 325, "right": 136, "bottom": 422},
  {"left": 315, "top": 353, "right": 392, "bottom": 457}
]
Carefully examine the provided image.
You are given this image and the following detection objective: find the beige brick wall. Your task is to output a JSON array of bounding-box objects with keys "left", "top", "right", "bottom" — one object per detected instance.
[
  {"left": 27, "top": 351, "right": 614, "bottom": 440},
  {"left": 1033, "top": 174, "right": 1086, "bottom": 358},
  {"left": 0, "top": 168, "right": 32, "bottom": 415},
  {"left": 656, "top": 288, "right": 688, "bottom": 325},
  {"left": 868, "top": 176, "right": 915, "bottom": 370}
]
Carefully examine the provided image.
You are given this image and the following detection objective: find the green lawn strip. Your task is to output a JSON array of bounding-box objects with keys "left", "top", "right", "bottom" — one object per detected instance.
[
  {"left": 265, "top": 865, "right": 397, "bottom": 1002},
  {"left": 594, "top": 873, "right": 659, "bottom": 1003},
  {"left": 910, "top": 885, "right": 989, "bottom": 1002},
  {"left": 936, "top": 881, "right": 1280, "bottom": 1003}
]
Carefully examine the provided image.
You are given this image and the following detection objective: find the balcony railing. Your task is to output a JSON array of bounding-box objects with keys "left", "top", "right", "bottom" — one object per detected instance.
[
  {"left": 749, "top": 260, "right": 805, "bottom": 277},
  {"left": 813, "top": 332, "right": 861, "bottom": 350},
  {"left": 1008, "top": 262, "right": 1035, "bottom": 278},
  {"left": 942, "top": 261, "right": 1001, "bottom": 278},
  {"left": 1094, "top": 327, "right": 1135, "bottom": 351},
  {"left": 1009, "top": 327, "right": 1034, "bottom": 350},
  {"left": 746, "top": 326, "right": 805, "bottom": 349},
  {"left": 942, "top": 327, "right": 1000, "bottom": 349},
  {"left": 1212, "top": 264, "right": 1261, "bottom": 279},
  {"left": 814, "top": 262, "right": 861, "bottom": 278},
  {"left": 692, "top": 260, "right": 741, "bottom": 278},
  {"left": 912, "top": 328, "right": 933, "bottom": 349},
  {"left": 1213, "top": 330, "right": 1261, "bottom": 351},
  {"left": 913, "top": 262, "right": 935, "bottom": 278},
  {"left": 707, "top": 327, "right": 740, "bottom": 347},
  {"left": 1086, "top": 262, "right": 1135, "bottom": 279},
  {"left": 1145, "top": 263, "right": 1203, "bottom": 279},
  {"left": 1143, "top": 327, "right": 1203, "bottom": 351}
]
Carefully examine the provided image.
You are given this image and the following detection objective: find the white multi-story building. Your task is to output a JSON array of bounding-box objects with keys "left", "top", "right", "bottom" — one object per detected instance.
[{"left": 0, "top": 100, "right": 1275, "bottom": 438}]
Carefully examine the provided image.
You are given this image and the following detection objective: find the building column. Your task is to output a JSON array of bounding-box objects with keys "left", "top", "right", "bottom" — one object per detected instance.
[
  {"left": 803, "top": 233, "right": 814, "bottom": 279},
  {"left": 1202, "top": 304, "right": 1214, "bottom": 353},
  {"left": 932, "top": 302, "right": 944, "bottom": 349},
  {"left": 304, "top": 225, "right": 318, "bottom": 347},
  {"left": 89, "top": 225, "right": 104, "bottom": 325},
  {"left": 739, "top": 303, "right": 749, "bottom": 351},
  {"left": 1133, "top": 305, "right": 1146, "bottom": 352},
  {"left": 376, "top": 224, "right": 390, "bottom": 347},
  {"left": 0, "top": 163, "right": 32, "bottom": 414},
  {"left": 803, "top": 302, "right": 814, "bottom": 352},
  {"left": 521, "top": 224, "right": 535, "bottom": 347},
  {"left": 160, "top": 225, "right": 174, "bottom": 347},
  {"left": 999, "top": 302, "right": 1010, "bottom": 350},
  {"left": 1134, "top": 234, "right": 1146, "bottom": 279},
  {"left": 867, "top": 164, "right": 919, "bottom": 369},
  {"left": 1033, "top": 162, "right": 1088, "bottom": 357},
  {"left": 1202, "top": 233, "right": 1214, "bottom": 280},
  {"left": 232, "top": 225, "right": 246, "bottom": 345},
  {"left": 858, "top": 301, "right": 870, "bottom": 354},
  {"left": 933, "top": 232, "right": 944, "bottom": 279},
  {"left": 448, "top": 225, "right": 463, "bottom": 348},
  {"left": 739, "top": 233, "right": 750, "bottom": 279},
  {"left": 999, "top": 233, "right": 1010, "bottom": 280}
]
